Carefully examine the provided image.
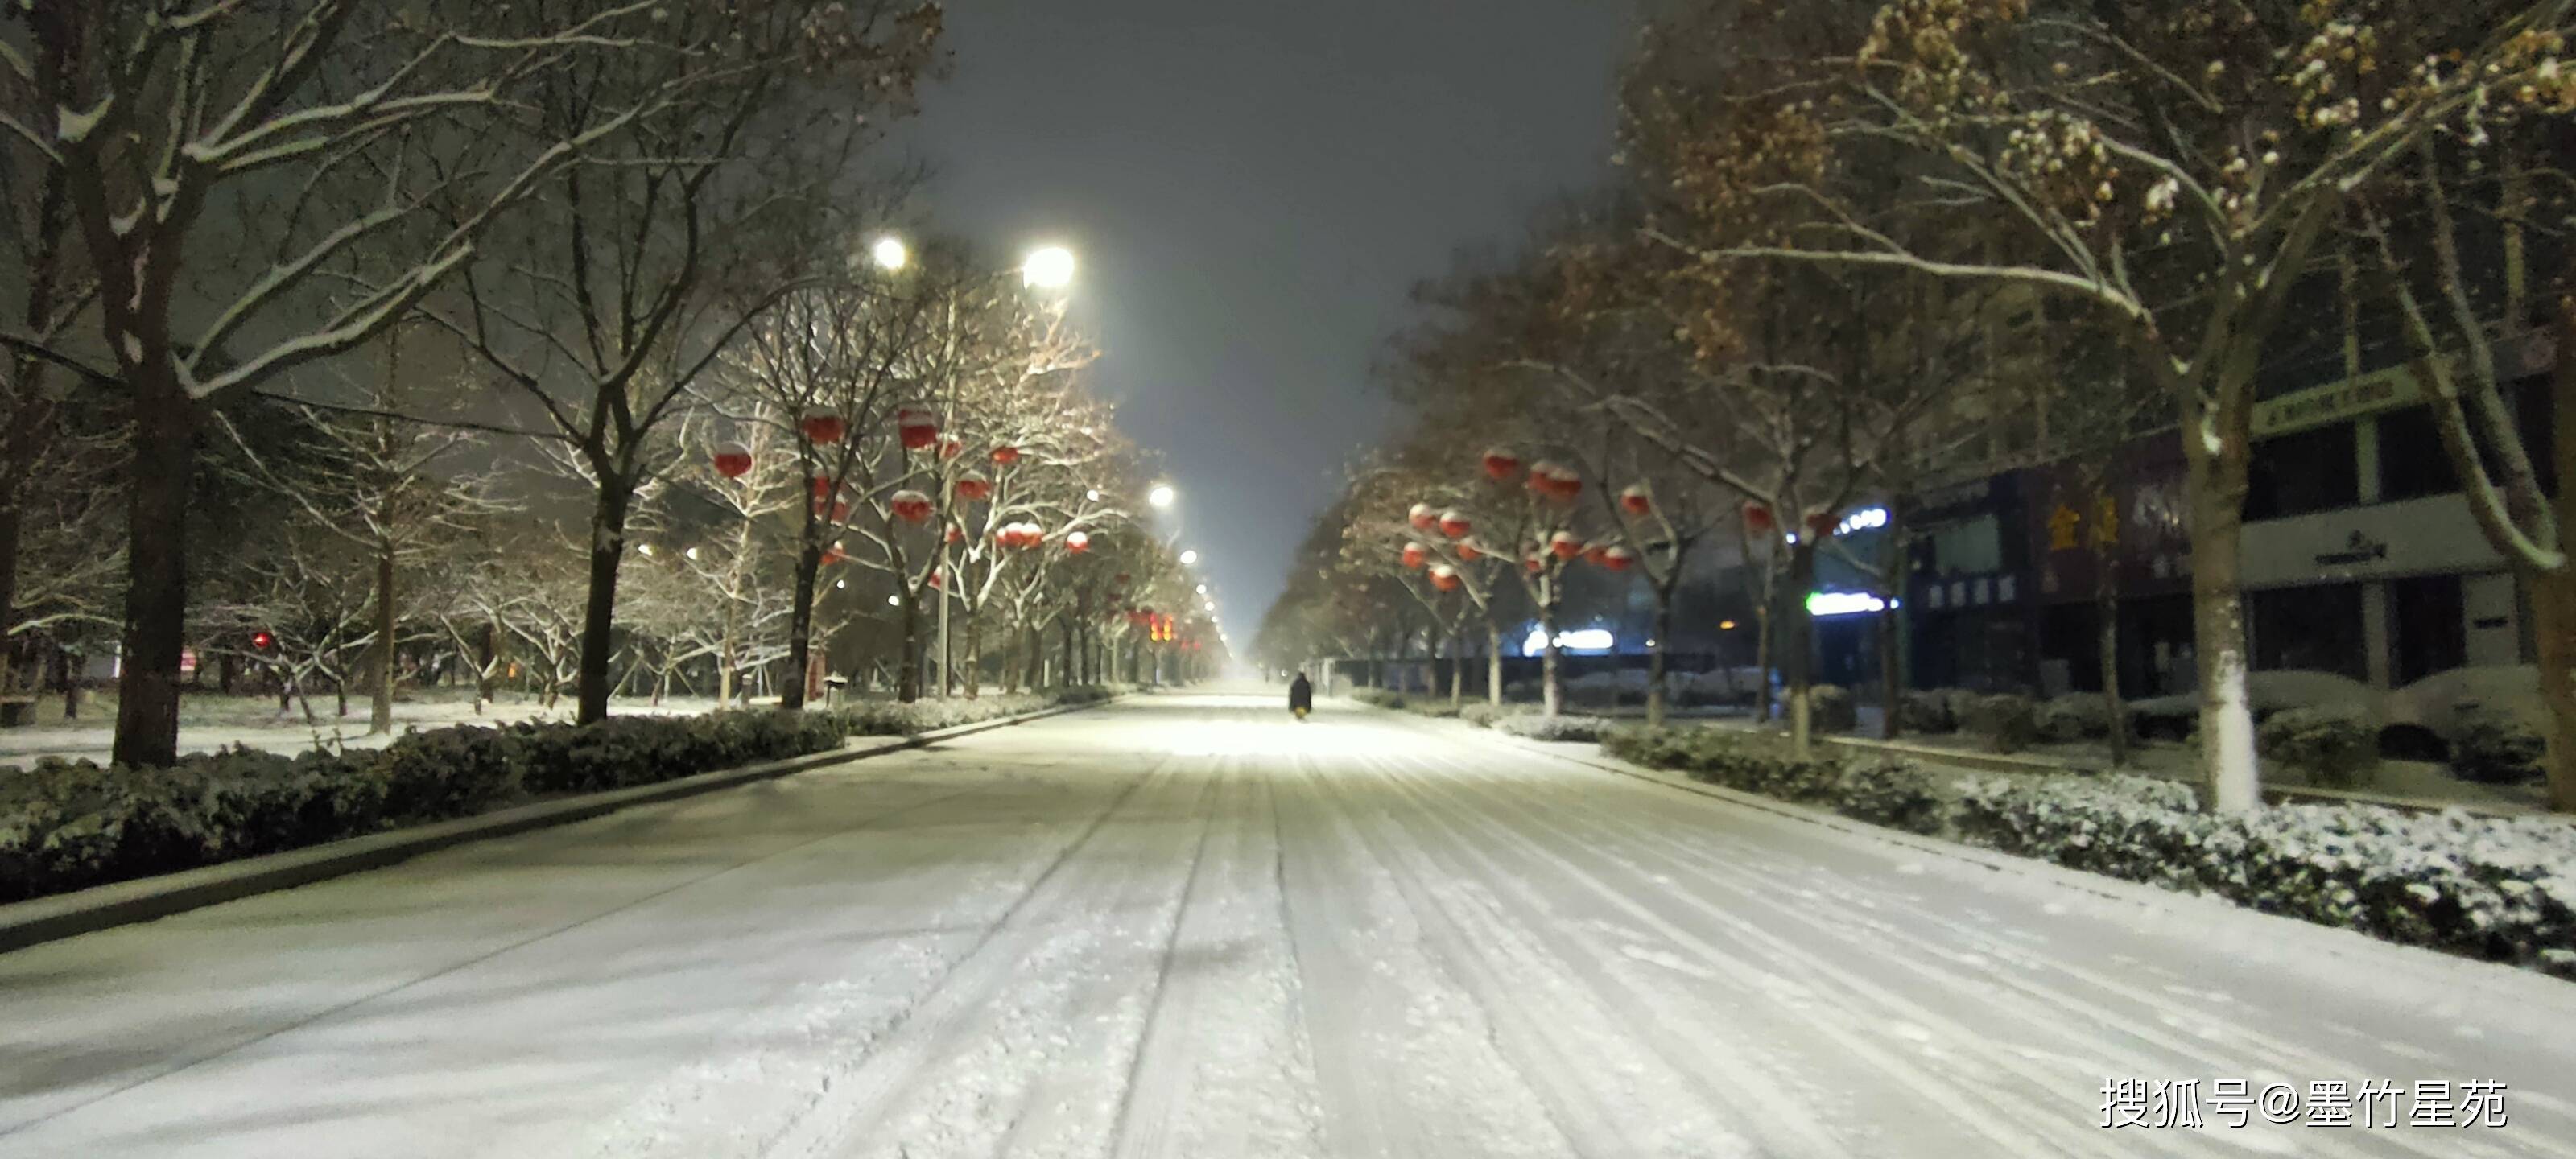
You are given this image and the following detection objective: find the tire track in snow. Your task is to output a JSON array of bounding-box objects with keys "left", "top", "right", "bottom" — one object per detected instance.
[
  {"left": 1268, "top": 749, "right": 1577, "bottom": 1159},
  {"left": 762, "top": 753, "right": 1203, "bottom": 1158}
]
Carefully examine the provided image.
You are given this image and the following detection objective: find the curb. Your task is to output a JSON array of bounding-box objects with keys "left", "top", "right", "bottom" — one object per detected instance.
[
  {"left": 1406, "top": 712, "right": 2576, "bottom": 1005},
  {"left": 0, "top": 695, "right": 1121, "bottom": 955}
]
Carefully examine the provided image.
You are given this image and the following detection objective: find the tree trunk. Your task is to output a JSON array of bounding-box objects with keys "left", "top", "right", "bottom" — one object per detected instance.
[
  {"left": 1448, "top": 628, "right": 1465, "bottom": 708},
  {"left": 2098, "top": 558, "right": 2131, "bottom": 767},
  {"left": 2185, "top": 440, "right": 2261, "bottom": 812},
  {"left": 1059, "top": 618, "right": 1075, "bottom": 690},
  {"left": 1485, "top": 619, "right": 1503, "bottom": 707},
  {"left": 898, "top": 594, "right": 923, "bottom": 703},
  {"left": 781, "top": 542, "right": 821, "bottom": 710},
  {"left": 369, "top": 542, "right": 396, "bottom": 734},
  {"left": 1753, "top": 608, "right": 1775, "bottom": 725},
  {"left": 1785, "top": 544, "right": 1818, "bottom": 757},
  {"left": 1649, "top": 592, "right": 1674, "bottom": 730},
  {"left": 2537, "top": 307, "right": 2576, "bottom": 811},
  {"left": 111, "top": 390, "right": 202, "bottom": 768},
  {"left": 0, "top": 501, "right": 20, "bottom": 699},
  {"left": 1875, "top": 600, "right": 1901, "bottom": 740},
  {"left": 573, "top": 476, "right": 635, "bottom": 725},
  {"left": 1539, "top": 590, "right": 1563, "bottom": 718}
]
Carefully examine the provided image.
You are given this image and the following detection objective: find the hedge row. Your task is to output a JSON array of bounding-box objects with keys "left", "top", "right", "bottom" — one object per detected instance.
[
  {"left": 1603, "top": 725, "right": 2576, "bottom": 977},
  {"left": 832, "top": 688, "right": 1111, "bottom": 736},
  {"left": 2, "top": 687, "right": 1120, "bottom": 905}
]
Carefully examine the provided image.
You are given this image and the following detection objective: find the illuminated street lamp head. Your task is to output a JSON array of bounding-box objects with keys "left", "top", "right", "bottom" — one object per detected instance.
[
  {"left": 870, "top": 236, "right": 908, "bottom": 272},
  {"left": 886, "top": 594, "right": 901, "bottom": 607},
  {"left": 1195, "top": 584, "right": 1208, "bottom": 595},
  {"left": 1147, "top": 483, "right": 1176, "bottom": 509},
  {"left": 1022, "top": 245, "right": 1075, "bottom": 290},
  {"left": 1179, "top": 549, "right": 1199, "bottom": 567}
]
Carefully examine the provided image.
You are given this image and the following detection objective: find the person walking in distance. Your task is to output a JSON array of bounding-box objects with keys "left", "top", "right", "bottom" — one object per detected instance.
[{"left": 1288, "top": 670, "right": 1313, "bottom": 720}]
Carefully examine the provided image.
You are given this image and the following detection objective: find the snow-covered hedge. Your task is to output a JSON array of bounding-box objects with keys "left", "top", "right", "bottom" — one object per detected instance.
[
  {"left": 2037, "top": 695, "right": 2113, "bottom": 743},
  {"left": 1600, "top": 724, "right": 2576, "bottom": 976},
  {"left": 1603, "top": 727, "right": 1945, "bottom": 835},
  {"left": 1350, "top": 687, "right": 1410, "bottom": 709},
  {"left": 2453, "top": 711, "right": 2547, "bottom": 784},
  {"left": 0, "top": 711, "right": 846, "bottom": 903},
  {"left": 1951, "top": 775, "right": 2576, "bottom": 975},
  {"left": 1895, "top": 690, "right": 1959, "bottom": 734},
  {"left": 1963, "top": 693, "right": 2041, "bottom": 753},
  {"left": 2256, "top": 706, "right": 2377, "bottom": 788},
  {"left": 1459, "top": 703, "right": 1524, "bottom": 729},
  {"left": 1809, "top": 684, "right": 1856, "bottom": 732},
  {"left": 1494, "top": 714, "right": 1616, "bottom": 743},
  {"left": 832, "top": 687, "right": 1115, "bottom": 736}
]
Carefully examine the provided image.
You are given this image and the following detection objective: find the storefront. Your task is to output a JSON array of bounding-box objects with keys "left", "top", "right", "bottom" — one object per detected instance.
[
  {"left": 1905, "top": 473, "right": 2038, "bottom": 692},
  {"left": 2027, "top": 434, "right": 2198, "bottom": 698}
]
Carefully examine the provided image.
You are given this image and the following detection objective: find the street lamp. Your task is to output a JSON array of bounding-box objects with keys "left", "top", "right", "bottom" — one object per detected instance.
[
  {"left": 1195, "top": 584, "right": 1207, "bottom": 595},
  {"left": 1022, "top": 245, "right": 1075, "bottom": 289},
  {"left": 887, "top": 595, "right": 901, "bottom": 607},
  {"left": 1148, "top": 483, "right": 1176, "bottom": 509},
  {"left": 1179, "top": 549, "right": 1198, "bottom": 567},
  {"left": 871, "top": 236, "right": 909, "bottom": 272}
]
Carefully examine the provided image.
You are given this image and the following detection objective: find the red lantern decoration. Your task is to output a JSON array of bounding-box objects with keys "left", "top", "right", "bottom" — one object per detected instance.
[
  {"left": 1525, "top": 555, "right": 1545, "bottom": 574},
  {"left": 955, "top": 475, "right": 993, "bottom": 501},
  {"left": 1455, "top": 541, "right": 1482, "bottom": 562},
  {"left": 1430, "top": 564, "right": 1463, "bottom": 592},
  {"left": 812, "top": 497, "right": 852, "bottom": 523},
  {"left": 1805, "top": 508, "right": 1837, "bottom": 538},
  {"left": 1602, "top": 546, "right": 1636, "bottom": 572},
  {"left": 1482, "top": 448, "right": 1521, "bottom": 481},
  {"left": 1582, "top": 543, "right": 1610, "bottom": 567},
  {"left": 1619, "top": 484, "right": 1652, "bottom": 518},
  {"left": 991, "top": 444, "right": 1022, "bottom": 465},
  {"left": 800, "top": 410, "right": 847, "bottom": 444},
  {"left": 939, "top": 438, "right": 963, "bottom": 460},
  {"left": 822, "top": 542, "right": 849, "bottom": 565},
  {"left": 1742, "top": 501, "right": 1775, "bottom": 533},
  {"left": 1064, "top": 530, "right": 1091, "bottom": 553},
  {"left": 1402, "top": 542, "right": 1428, "bottom": 570},
  {"left": 810, "top": 476, "right": 835, "bottom": 501},
  {"left": 889, "top": 489, "right": 934, "bottom": 525},
  {"left": 1437, "top": 509, "right": 1471, "bottom": 538},
  {"left": 895, "top": 409, "right": 939, "bottom": 451},
  {"left": 946, "top": 526, "right": 964, "bottom": 544},
  {"left": 1408, "top": 502, "right": 1438, "bottom": 530},
  {"left": 1546, "top": 464, "right": 1582, "bottom": 501},
  {"left": 1549, "top": 530, "right": 1582, "bottom": 559},
  {"left": 712, "top": 442, "right": 752, "bottom": 479}
]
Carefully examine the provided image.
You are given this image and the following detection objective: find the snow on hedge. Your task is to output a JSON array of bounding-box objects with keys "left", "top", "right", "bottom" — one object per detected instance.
[{"left": 1606, "top": 725, "right": 2576, "bottom": 978}]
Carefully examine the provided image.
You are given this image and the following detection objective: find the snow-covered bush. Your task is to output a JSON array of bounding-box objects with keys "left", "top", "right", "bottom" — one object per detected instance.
[
  {"left": 1962, "top": 693, "right": 2041, "bottom": 753},
  {"left": 1496, "top": 714, "right": 1616, "bottom": 743},
  {"left": 1458, "top": 703, "right": 1524, "bottom": 729},
  {"left": 0, "top": 710, "right": 848, "bottom": 904},
  {"left": 1951, "top": 774, "right": 2576, "bottom": 976},
  {"left": 2451, "top": 711, "right": 2546, "bottom": 784},
  {"left": 1809, "top": 684, "right": 1856, "bottom": 732},
  {"left": 1351, "top": 687, "right": 1409, "bottom": 709},
  {"left": 1406, "top": 699, "right": 1463, "bottom": 719},
  {"left": 2256, "top": 706, "right": 2378, "bottom": 788},
  {"left": 1894, "top": 690, "right": 1959, "bottom": 734},
  {"left": 832, "top": 691, "right": 1084, "bottom": 736},
  {"left": 2037, "top": 695, "right": 2112, "bottom": 743},
  {"left": 1601, "top": 727, "right": 1945, "bottom": 835}
]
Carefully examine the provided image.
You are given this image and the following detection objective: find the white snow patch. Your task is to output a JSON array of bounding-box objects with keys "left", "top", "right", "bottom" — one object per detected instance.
[
  {"left": 1892, "top": 862, "right": 1926, "bottom": 875},
  {"left": 56, "top": 99, "right": 108, "bottom": 143}
]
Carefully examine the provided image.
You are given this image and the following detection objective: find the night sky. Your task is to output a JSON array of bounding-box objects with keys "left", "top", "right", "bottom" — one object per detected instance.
[{"left": 898, "top": 0, "right": 1635, "bottom": 636}]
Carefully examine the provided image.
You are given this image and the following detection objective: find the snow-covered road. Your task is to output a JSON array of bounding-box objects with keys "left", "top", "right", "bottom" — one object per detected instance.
[{"left": 5, "top": 691, "right": 2574, "bottom": 1157}]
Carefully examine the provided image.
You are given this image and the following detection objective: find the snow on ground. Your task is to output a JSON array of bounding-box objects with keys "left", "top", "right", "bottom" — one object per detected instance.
[{"left": 3, "top": 690, "right": 2574, "bottom": 1157}]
